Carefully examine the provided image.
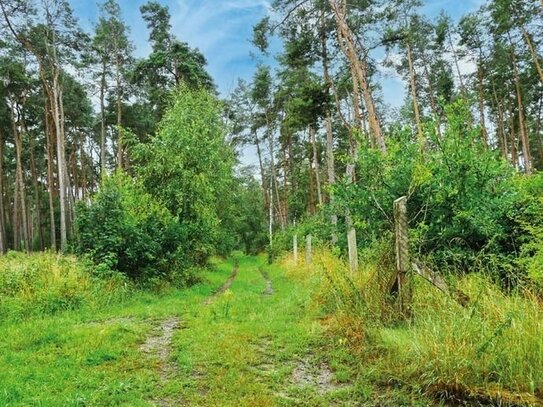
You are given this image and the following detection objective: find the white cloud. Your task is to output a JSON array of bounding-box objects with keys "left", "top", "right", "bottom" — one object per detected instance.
[{"left": 168, "top": 0, "right": 271, "bottom": 94}]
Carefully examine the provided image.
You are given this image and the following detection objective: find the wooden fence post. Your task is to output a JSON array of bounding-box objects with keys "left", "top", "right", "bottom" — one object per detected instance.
[
  {"left": 393, "top": 196, "right": 410, "bottom": 316},
  {"left": 306, "top": 234, "right": 312, "bottom": 264}
]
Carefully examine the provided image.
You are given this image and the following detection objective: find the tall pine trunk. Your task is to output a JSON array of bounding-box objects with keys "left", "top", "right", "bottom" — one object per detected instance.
[
  {"left": 0, "top": 127, "right": 5, "bottom": 253},
  {"left": 28, "top": 121, "right": 44, "bottom": 250},
  {"left": 477, "top": 63, "right": 489, "bottom": 146},
  {"left": 11, "top": 106, "right": 29, "bottom": 251},
  {"left": 330, "top": 0, "right": 385, "bottom": 152},
  {"left": 44, "top": 94, "right": 57, "bottom": 250},
  {"left": 115, "top": 49, "right": 123, "bottom": 169},
  {"left": 100, "top": 61, "right": 107, "bottom": 176},
  {"left": 406, "top": 41, "right": 424, "bottom": 148},
  {"left": 511, "top": 49, "right": 532, "bottom": 173},
  {"left": 309, "top": 125, "right": 323, "bottom": 207},
  {"left": 320, "top": 14, "right": 338, "bottom": 243},
  {"left": 52, "top": 69, "right": 68, "bottom": 250}
]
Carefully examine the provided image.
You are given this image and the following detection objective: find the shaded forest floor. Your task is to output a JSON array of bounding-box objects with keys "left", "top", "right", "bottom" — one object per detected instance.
[{"left": 0, "top": 255, "right": 438, "bottom": 406}]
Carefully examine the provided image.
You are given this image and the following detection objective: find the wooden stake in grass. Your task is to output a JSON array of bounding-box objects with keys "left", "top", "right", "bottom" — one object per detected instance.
[
  {"left": 393, "top": 196, "right": 410, "bottom": 316},
  {"left": 306, "top": 234, "right": 312, "bottom": 264}
]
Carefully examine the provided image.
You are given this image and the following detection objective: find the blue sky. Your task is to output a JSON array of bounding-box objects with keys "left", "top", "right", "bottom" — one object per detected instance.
[{"left": 70, "top": 0, "right": 484, "bottom": 101}]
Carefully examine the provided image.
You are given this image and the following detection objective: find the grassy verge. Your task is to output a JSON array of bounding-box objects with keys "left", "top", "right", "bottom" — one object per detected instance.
[{"left": 285, "top": 249, "right": 543, "bottom": 406}]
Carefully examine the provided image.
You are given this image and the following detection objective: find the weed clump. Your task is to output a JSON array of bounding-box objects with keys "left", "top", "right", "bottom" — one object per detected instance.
[{"left": 0, "top": 251, "right": 129, "bottom": 321}]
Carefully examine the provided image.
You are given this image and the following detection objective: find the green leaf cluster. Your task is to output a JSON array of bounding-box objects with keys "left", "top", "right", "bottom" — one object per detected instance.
[{"left": 74, "top": 172, "right": 186, "bottom": 281}]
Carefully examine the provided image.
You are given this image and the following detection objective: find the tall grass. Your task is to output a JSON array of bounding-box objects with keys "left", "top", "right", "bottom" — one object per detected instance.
[
  {"left": 281, "top": 248, "right": 543, "bottom": 405},
  {"left": 0, "top": 251, "right": 130, "bottom": 321}
]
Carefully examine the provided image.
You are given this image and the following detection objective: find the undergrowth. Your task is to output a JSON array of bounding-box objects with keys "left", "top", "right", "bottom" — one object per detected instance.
[
  {"left": 0, "top": 251, "right": 131, "bottom": 321},
  {"left": 281, "top": 248, "right": 543, "bottom": 406}
]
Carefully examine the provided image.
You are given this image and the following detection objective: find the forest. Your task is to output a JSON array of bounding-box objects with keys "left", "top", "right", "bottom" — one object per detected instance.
[{"left": 0, "top": 0, "right": 542, "bottom": 405}]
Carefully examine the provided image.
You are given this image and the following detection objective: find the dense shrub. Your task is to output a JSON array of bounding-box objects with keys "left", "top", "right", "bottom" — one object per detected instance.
[
  {"left": 75, "top": 172, "right": 187, "bottom": 282},
  {"left": 225, "top": 173, "right": 268, "bottom": 255},
  {"left": 515, "top": 174, "right": 543, "bottom": 289},
  {"left": 335, "top": 101, "right": 531, "bottom": 280},
  {"left": 270, "top": 211, "right": 336, "bottom": 259}
]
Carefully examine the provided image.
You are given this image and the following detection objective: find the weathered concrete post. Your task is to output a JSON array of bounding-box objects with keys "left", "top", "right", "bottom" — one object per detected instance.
[
  {"left": 394, "top": 196, "right": 410, "bottom": 315},
  {"left": 293, "top": 234, "right": 298, "bottom": 266},
  {"left": 347, "top": 218, "right": 358, "bottom": 272},
  {"left": 305, "top": 234, "right": 312, "bottom": 264}
]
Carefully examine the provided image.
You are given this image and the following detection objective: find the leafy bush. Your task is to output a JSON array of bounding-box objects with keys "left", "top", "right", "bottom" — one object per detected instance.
[
  {"left": 224, "top": 173, "right": 268, "bottom": 255},
  {"left": 336, "top": 101, "right": 523, "bottom": 279},
  {"left": 515, "top": 174, "right": 543, "bottom": 289},
  {"left": 270, "top": 211, "right": 336, "bottom": 260},
  {"left": 75, "top": 172, "right": 187, "bottom": 282}
]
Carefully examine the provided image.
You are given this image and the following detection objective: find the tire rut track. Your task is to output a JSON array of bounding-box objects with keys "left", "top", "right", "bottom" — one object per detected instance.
[
  {"left": 259, "top": 266, "right": 274, "bottom": 296},
  {"left": 204, "top": 258, "right": 239, "bottom": 305},
  {"left": 140, "top": 317, "right": 187, "bottom": 406}
]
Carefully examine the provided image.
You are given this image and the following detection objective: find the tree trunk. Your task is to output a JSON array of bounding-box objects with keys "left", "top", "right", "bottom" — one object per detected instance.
[
  {"left": 320, "top": 12, "right": 338, "bottom": 243},
  {"left": 309, "top": 125, "right": 323, "bottom": 207},
  {"left": 268, "top": 128, "right": 285, "bottom": 229},
  {"left": 308, "top": 135, "right": 316, "bottom": 215},
  {"left": 100, "top": 61, "right": 107, "bottom": 176},
  {"left": 537, "top": 96, "right": 543, "bottom": 168},
  {"left": 0, "top": 127, "right": 5, "bottom": 253},
  {"left": 115, "top": 49, "right": 123, "bottom": 170},
  {"left": 58, "top": 85, "right": 75, "bottom": 236},
  {"left": 255, "top": 135, "right": 268, "bottom": 208},
  {"left": 511, "top": 49, "right": 532, "bottom": 174},
  {"left": 522, "top": 27, "right": 543, "bottom": 86},
  {"left": 477, "top": 63, "right": 489, "bottom": 146},
  {"left": 448, "top": 31, "right": 467, "bottom": 95},
  {"left": 330, "top": 0, "right": 386, "bottom": 152},
  {"left": 509, "top": 105, "right": 518, "bottom": 169},
  {"left": 52, "top": 69, "right": 68, "bottom": 250},
  {"left": 282, "top": 135, "right": 290, "bottom": 223},
  {"left": 44, "top": 95, "right": 57, "bottom": 250},
  {"left": 345, "top": 133, "right": 359, "bottom": 272},
  {"left": 10, "top": 105, "right": 29, "bottom": 251},
  {"left": 406, "top": 41, "right": 424, "bottom": 148},
  {"left": 29, "top": 124, "right": 44, "bottom": 251},
  {"left": 422, "top": 60, "right": 442, "bottom": 139},
  {"left": 80, "top": 142, "right": 87, "bottom": 200}
]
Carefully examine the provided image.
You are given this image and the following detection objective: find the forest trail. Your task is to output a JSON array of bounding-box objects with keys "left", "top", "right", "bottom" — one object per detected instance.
[{"left": 0, "top": 255, "right": 379, "bottom": 406}]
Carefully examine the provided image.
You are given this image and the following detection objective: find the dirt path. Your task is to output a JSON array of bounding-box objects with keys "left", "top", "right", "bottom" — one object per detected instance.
[
  {"left": 140, "top": 317, "right": 181, "bottom": 382},
  {"left": 204, "top": 259, "right": 239, "bottom": 305},
  {"left": 260, "top": 266, "right": 274, "bottom": 295}
]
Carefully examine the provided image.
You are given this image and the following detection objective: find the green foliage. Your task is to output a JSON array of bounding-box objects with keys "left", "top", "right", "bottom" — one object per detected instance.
[
  {"left": 515, "top": 174, "right": 543, "bottom": 289},
  {"left": 75, "top": 172, "right": 186, "bottom": 282},
  {"left": 133, "top": 85, "right": 235, "bottom": 265},
  {"left": 337, "top": 101, "right": 522, "bottom": 278},
  {"left": 225, "top": 171, "right": 268, "bottom": 255},
  {"left": 270, "top": 212, "right": 336, "bottom": 260}
]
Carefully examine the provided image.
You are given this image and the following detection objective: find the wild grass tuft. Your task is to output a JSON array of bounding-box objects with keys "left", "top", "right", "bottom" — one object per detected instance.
[{"left": 0, "top": 251, "right": 130, "bottom": 321}]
